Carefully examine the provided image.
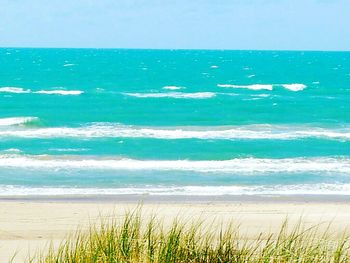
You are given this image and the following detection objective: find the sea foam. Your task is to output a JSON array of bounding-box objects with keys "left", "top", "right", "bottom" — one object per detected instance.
[
  {"left": 281, "top": 84, "right": 307, "bottom": 91},
  {"left": 217, "top": 84, "right": 273, "bottom": 91},
  {"left": 217, "top": 83, "right": 307, "bottom": 92},
  {"left": 0, "top": 87, "right": 31, "bottom": 93},
  {"left": 1, "top": 124, "right": 350, "bottom": 141},
  {"left": 162, "top": 86, "right": 185, "bottom": 90},
  {"left": 0, "top": 87, "right": 83, "bottom": 95},
  {"left": 1, "top": 183, "right": 350, "bottom": 196},
  {"left": 123, "top": 92, "right": 215, "bottom": 99},
  {"left": 35, "top": 90, "right": 84, "bottom": 95},
  {"left": 0, "top": 155, "right": 350, "bottom": 174}
]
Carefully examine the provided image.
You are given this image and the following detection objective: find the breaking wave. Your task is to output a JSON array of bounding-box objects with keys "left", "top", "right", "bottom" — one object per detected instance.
[
  {"left": 35, "top": 90, "right": 84, "bottom": 95},
  {"left": 217, "top": 83, "right": 307, "bottom": 92},
  {"left": 162, "top": 86, "right": 186, "bottom": 90},
  {"left": 0, "top": 87, "right": 31, "bottom": 93},
  {"left": 1, "top": 183, "right": 350, "bottom": 196},
  {"left": 218, "top": 84, "right": 273, "bottom": 91},
  {"left": 0, "top": 87, "right": 83, "bottom": 95},
  {"left": 0, "top": 117, "right": 39, "bottom": 126},
  {"left": 1, "top": 124, "right": 350, "bottom": 141},
  {"left": 123, "top": 92, "right": 215, "bottom": 99},
  {"left": 0, "top": 155, "right": 350, "bottom": 173}
]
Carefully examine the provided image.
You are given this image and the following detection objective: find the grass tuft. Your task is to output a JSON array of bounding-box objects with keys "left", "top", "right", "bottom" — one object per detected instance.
[{"left": 29, "top": 209, "right": 350, "bottom": 263}]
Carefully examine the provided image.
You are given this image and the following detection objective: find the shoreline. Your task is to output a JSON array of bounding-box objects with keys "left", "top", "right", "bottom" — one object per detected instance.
[{"left": 2, "top": 194, "right": 350, "bottom": 203}]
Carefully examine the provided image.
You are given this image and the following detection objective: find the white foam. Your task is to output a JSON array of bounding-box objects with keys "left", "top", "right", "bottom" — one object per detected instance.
[
  {"left": 1, "top": 155, "right": 350, "bottom": 174},
  {"left": 281, "top": 84, "right": 307, "bottom": 91},
  {"left": 0, "top": 117, "right": 38, "bottom": 126},
  {"left": 63, "top": 63, "right": 75, "bottom": 67},
  {"left": 162, "top": 86, "right": 185, "bottom": 90},
  {"left": 1, "top": 183, "right": 350, "bottom": 196},
  {"left": 218, "top": 83, "right": 307, "bottom": 92},
  {"left": 49, "top": 148, "right": 89, "bottom": 152},
  {"left": 0, "top": 87, "right": 83, "bottom": 96},
  {"left": 35, "top": 90, "right": 84, "bottom": 95},
  {"left": 0, "top": 184, "right": 350, "bottom": 196},
  {"left": 1, "top": 124, "right": 350, "bottom": 141},
  {"left": 0, "top": 87, "right": 31, "bottom": 94},
  {"left": 217, "top": 84, "right": 273, "bottom": 91},
  {"left": 123, "top": 92, "right": 215, "bottom": 99}
]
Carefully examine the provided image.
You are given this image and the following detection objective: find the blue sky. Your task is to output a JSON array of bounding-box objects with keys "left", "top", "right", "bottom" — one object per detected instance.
[{"left": 0, "top": 0, "right": 349, "bottom": 50}]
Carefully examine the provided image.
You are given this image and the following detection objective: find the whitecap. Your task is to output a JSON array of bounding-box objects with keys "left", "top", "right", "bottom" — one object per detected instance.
[
  {"left": 217, "top": 84, "right": 273, "bottom": 91},
  {"left": 35, "top": 90, "right": 84, "bottom": 95},
  {"left": 0, "top": 87, "right": 83, "bottom": 95},
  {"left": 0, "top": 87, "right": 31, "bottom": 94},
  {"left": 162, "top": 86, "right": 185, "bottom": 90},
  {"left": 281, "top": 84, "right": 307, "bottom": 91},
  {"left": 2, "top": 124, "right": 350, "bottom": 141},
  {"left": 123, "top": 92, "right": 215, "bottom": 99},
  {"left": 1, "top": 155, "right": 350, "bottom": 174},
  {"left": 217, "top": 83, "right": 307, "bottom": 92}
]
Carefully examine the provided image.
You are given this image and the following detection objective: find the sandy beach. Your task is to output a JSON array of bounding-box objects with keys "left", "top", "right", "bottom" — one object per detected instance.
[{"left": 1, "top": 198, "right": 350, "bottom": 262}]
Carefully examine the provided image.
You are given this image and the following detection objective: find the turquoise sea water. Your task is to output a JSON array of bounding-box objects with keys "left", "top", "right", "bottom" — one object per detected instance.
[{"left": 0, "top": 48, "right": 350, "bottom": 196}]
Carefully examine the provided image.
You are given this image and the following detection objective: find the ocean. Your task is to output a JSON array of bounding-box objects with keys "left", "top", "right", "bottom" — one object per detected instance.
[{"left": 0, "top": 48, "right": 350, "bottom": 196}]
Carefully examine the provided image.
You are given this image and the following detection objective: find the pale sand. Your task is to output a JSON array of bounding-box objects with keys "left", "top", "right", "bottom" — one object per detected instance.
[{"left": 1, "top": 200, "right": 350, "bottom": 262}]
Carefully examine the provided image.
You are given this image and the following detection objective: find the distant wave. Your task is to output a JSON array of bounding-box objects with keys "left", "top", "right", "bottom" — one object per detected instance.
[
  {"left": 1, "top": 124, "right": 350, "bottom": 141},
  {"left": 218, "top": 84, "right": 273, "bottom": 91},
  {"left": 0, "top": 87, "right": 31, "bottom": 94},
  {"left": 123, "top": 92, "right": 215, "bottom": 99},
  {"left": 162, "top": 86, "right": 186, "bottom": 90},
  {"left": 218, "top": 83, "right": 307, "bottom": 92},
  {"left": 0, "top": 117, "right": 39, "bottom": 126},
  {"left": 35, "top": 90, "right": 84, "bottom": 95},
  {"left": 0, "top": 155, "right": 350, "bottom": 174},
  {"left": 281, "top": 84, "right": 307, "bottom": 91},
  {"left": 1, "top": 183, "right": 350, "bottom": 196},
  {"left": 0, "top": 87, "right": 83, "bottom": 96}
]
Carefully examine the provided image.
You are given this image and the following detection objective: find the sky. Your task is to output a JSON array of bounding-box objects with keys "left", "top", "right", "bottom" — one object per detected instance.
[{"left": 0, "top": 0, "right": 349, "bottom": 50}]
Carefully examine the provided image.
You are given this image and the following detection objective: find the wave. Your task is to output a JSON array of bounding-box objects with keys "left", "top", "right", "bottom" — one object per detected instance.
[
  {"left": 49, "top": 148, "right": 89, "bottom": 152},
  {"left": 1, "top": 124, "right": 350, "bottom": 141},
  {"left": 217, "top": 84, "right": 273, "bottom": 91},
  {"left": 217, "top": 83, "right": 307, "bottom": 92},
  {"left": 123, "top": 92, "right": 215, "bottom": 99},
  {"left": 0, "top": 87, "right": 83, "bottom": 96},
  {"left": 1, "top": 155, "right": 350, "bottom": 173},
  {"left": 1, "top": 184, "right": 350, "bottom": 196},
  {"left": 282, "top": 84, "right": 307, "bottom": 91},
  {"left": 1, "top": 148, "right": 22, "bottom": 153},
  {"left": 0, "top": 87, "right": 31, "bottom": 93},
  {"left": 34, "top": 90, "right": 84, "bottom": 95},
  {"left": 162, "top": 86, "right": 185, "bottom": 90},
  {"left": 0, "top": 117, "right": 39, "bottom": 126}
]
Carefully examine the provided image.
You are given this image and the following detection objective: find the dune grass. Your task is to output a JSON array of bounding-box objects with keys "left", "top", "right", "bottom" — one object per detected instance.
[{"left": 28, "top": 209, "right": 350, "bottom": 263}]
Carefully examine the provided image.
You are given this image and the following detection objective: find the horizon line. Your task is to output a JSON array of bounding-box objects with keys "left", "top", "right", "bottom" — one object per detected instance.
[{"left": 1, "top": 46, "right": 350, "bottom": 53}]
